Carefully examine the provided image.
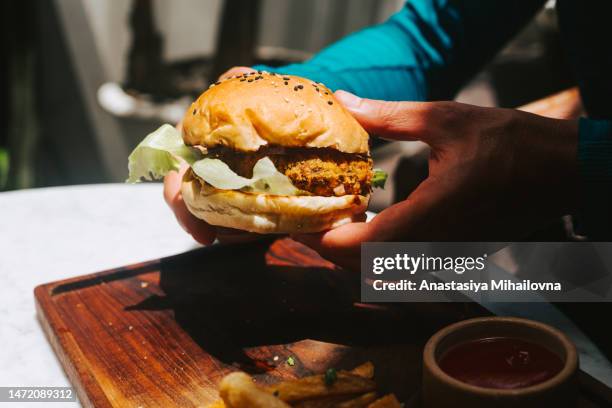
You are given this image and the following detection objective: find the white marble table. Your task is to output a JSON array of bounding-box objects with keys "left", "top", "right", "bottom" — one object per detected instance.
[{"left": 0, "top": 184, "right": 197, "bottom": 407}]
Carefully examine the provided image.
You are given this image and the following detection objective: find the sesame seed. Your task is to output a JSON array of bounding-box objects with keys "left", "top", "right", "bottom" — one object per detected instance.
[
  {"left": 284, "top": 81, "right": 288, "bottom": 85},
  {"left": 324, "top": 91, "right": 329, "bottom": 95},
  {"left": 257, "top": 70, "right": 262, "bottom": 74},
  {"left": 248, "top": 79, "right": 253, "bottom": 82},
  {"left": 294, "top": 86, "right": 299, "bottom": 91},
  {"left": 240, "top": 78, "right": 246, "bottom": 81},
  {"left": 283, "top": 77, "right": 290, "bottom": 80},
  {"left": 192, "top": 109, "right": 196, "bottom": 115},
  {"left": 328, "top": 101, "right": 333, "bottom": 105},
  {"left": 215, "top": 81, "right": 221, "bottom": 85},
  {"left": 297, "top": 85, "right": 304, "bottom": 89},
  {"left": 315, "top": 87, "right": 319, "bottom": 92}
]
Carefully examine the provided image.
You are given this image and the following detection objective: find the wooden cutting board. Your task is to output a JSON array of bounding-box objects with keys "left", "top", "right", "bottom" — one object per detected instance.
[{"left": 35, "top": 238, "right": 611, "bottom": 407}]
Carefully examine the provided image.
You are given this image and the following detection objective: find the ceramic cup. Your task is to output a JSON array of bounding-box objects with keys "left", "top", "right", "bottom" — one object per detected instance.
[{"left": 422, "top": 316, "right": 578, "bottom": 408}]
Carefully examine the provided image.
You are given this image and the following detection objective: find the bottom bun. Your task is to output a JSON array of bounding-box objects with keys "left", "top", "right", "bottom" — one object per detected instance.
[{"left": 181, "top": 177, "right": 369, "bottom": 234}]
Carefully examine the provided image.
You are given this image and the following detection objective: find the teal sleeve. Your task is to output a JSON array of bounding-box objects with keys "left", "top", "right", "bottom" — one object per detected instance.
[
  {"left": 577, "top": 119, "right": 612, "bottom": 238},
  {"left": 254, "top": 0, "right": 545, "bottom": 101}
]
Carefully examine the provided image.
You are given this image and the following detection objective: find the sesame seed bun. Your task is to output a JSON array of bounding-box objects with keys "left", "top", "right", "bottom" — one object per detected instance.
[
  {"left": 179, "top": 72, "right": 371, "bottom": 234},
  {"left": 181, "top": 73, "right": 369, "bottom": 154}
]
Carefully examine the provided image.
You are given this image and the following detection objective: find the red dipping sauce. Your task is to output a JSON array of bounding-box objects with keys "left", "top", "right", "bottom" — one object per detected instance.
[{"left": 438, "top": 337, "right": 564, "bottom": 389}]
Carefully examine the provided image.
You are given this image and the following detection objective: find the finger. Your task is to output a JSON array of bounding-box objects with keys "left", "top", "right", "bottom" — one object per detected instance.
[
  {"left": 292, "top": 222, "right": 375, "bottom": 270},
  {"left": 291, "top": 212, "right": 368, "bottom": 256},
  {"left": 293, "top": 203, "right": 417, "bottom": 266},
  {"left": 162, "top": 165, "right": 187, "bottom": 207},
  {"left": 364, "top": 175, "right": 457, "bottom": 241},
  {"left": 218, "top": 66, "right": 255, "bottom": 80},
  {"left": 293, "top": 177, "right": 450, "bottom": 268},
  {"left": 216, "top": 227, "right": 272, "bottom": 244},
  {"left": 334, "top": 90, "right": 456, "bottom": 145},
  {"left": 163, "top": 165, "right": 217, "bottom": 245}
]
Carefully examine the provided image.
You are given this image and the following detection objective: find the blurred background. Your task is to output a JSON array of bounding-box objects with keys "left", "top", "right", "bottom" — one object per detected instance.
[{"left": 1, "top": 0, "right": 573, "bottom": 212}]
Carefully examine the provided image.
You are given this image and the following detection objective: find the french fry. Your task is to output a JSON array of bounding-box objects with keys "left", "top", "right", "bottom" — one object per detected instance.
[
  {"left": 265, "top": 371, "right": 376, "bottom": 403},
  {"left": 292, "top": 391, "right": 377, "bottom": 408},
  {"left": 208, "top": 362, "right": 401, "bottom": 408},
  {"left": 219, "top": 372, "right": 291, "bottom": 408},
  {"left": 349, "top": 362, "right": 374, "bottom": 379},
  {"left": 291, "top": 361, "right": 376, "bottom": 407},
  {"left": 293, "top": 395, "right": 361, "bottom": 408},
  {"left": 337, "top": 391, "right": 378, "bottom": 407},
  {"left": 367, "top": 394, "right": 402, "bottom": 408},
  {"left": 206, "top": 400, "right": 226, "bottom": 408}
]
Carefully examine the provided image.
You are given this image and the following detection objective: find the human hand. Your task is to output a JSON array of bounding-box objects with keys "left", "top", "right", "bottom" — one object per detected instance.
[
  {"left": 163, "top": 66, "right": 261, "bottom": 245},
  {"left": 294, "top": 91, "right": 579, "bottom": 270}
]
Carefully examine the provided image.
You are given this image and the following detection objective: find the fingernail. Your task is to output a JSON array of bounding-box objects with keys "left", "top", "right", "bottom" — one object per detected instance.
[{"left": 335, "top": 90, "right": 362, "bottom": 109}]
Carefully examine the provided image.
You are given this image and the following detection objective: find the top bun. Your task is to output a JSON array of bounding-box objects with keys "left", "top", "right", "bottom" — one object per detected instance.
[{"left": 182, "top": 73, "right": 369, "bottom": 154}]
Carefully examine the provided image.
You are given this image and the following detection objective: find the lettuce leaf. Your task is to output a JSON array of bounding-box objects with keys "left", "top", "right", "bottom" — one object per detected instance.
[
  {"left": 192, "top": 157, "right": 301, "bottom": 195},
  {"left": 372, "top": 168, "right": 388, "bottom": 189},
  {"left": 127, "top": 124, "right": 383, "bottom": 195},
  {"left": 127, "top": 124, "right": 201, "bottom": 183}
]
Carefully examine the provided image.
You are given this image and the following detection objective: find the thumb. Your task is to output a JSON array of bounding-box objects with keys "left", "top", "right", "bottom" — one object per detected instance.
[{"left": 335, "top": 90, "right": 442, "bottom": 145}]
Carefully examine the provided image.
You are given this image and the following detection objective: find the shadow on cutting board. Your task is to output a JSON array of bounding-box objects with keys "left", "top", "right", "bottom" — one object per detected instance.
[{"left": 125, "top": 238, "right": 484, "bottom": 373}]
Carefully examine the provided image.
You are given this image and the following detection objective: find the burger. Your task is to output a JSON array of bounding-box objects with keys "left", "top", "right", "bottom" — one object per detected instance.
[{"left": 127, "top": 72, "right": 386, "bottom": 234}]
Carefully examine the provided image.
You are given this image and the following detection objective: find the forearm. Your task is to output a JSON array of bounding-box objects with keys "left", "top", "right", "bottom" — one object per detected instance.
[
  {"left": 253, "top": 12, "right": 434, "bottom": 102},
  {"left": 254, "top": 0, "right": 545, "bottom": 101}
]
